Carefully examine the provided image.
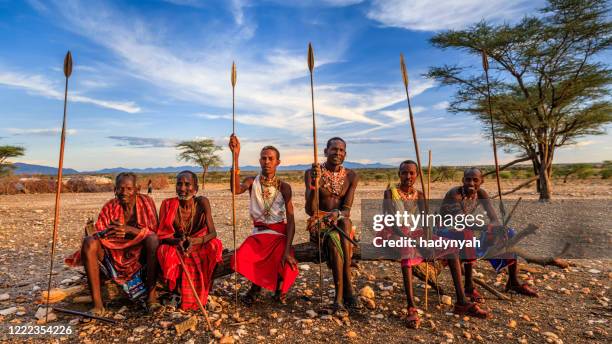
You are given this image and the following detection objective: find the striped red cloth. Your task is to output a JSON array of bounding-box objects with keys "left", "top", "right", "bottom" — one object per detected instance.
[
  {"left": 155, "top": 198, "right": 223, "bottom": 310},
  {"left": 65, "top": 194, "right": 158, "bottom": 284},
  {"left": 231, "top": 221, "right": 298, "bottom": 294}
]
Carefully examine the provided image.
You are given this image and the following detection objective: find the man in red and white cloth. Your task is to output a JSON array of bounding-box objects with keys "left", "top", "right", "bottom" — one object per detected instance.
[
  {"left": 156, "top": 170, "right": 223, "bottom": 310},
  {"left": 228, "top": 134, "right": 299, "bottom": 305},
  {"left": 65, "top": 172, "right": 160, "bottom": 314}
]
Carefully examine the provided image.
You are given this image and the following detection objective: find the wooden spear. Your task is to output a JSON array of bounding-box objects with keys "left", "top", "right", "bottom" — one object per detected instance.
[
  {"left": 177, "top": 250, "right": 213, "bottom": 331},
  {"left": 481, "top": 50, "right": 506, "bottom": 221},
  {"left": 399, "top": 54, "right": 430, "bottom": 232},
  {"left": 230, "top": 61, "right": 239, "bottom": 308},
  {"left": 45, "top": 51, "right": 72, "bottom": 322},
  {"left": 425, "top": 150, "right": 432, "bottom": 310},
  {"left": 307, "top": 42, "right": 323, "bottom": 305}
]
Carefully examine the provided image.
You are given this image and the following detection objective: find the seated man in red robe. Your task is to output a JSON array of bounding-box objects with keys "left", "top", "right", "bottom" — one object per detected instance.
[
  {"left": 228, "top": 134, "right": 299, "bottom": 305},
  {"left": 66, "top": 172, "right": 159, "bottom": 314},
  {"left": 156, "top": 170, "right": 223, "bottom": 310}
]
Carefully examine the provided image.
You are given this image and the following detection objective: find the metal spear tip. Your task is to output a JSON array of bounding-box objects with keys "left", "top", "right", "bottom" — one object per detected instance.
[
  {"left": 481, "top": 50, "right": 489, "bottom": 72},
  {"left": 231, "top": 61, "right": 237, "bottom": 87},
  {"left": 64, "top": 51, "right": 73, "bottom": 78},
  {"left": 307, "top": 42, "right": 314, "bottom": 73},
  {"left": 400, "top": 53, "right": 408, "bottom": 88}
]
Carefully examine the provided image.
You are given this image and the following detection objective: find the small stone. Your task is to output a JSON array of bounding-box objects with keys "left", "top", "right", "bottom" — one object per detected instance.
[
  {"left": 0, "top": 307, "right": 18, "bottom": 316},
  {"left": 587, "top": 269, "right": 601, "bottom": 274},
  {"left": 159, "top": 321, "right": 172, "bottom": 329},
  {"left": 521, "top": 314, "right": 531, "bottom": 322},
  {"left": 0, "top": 293, "right": 9, "bottom": 301},
  {"left": 508, "top": 320, "right": 517, "bottom": 329},
  {"left": 299, "top": 264, "right": 310, "bottom": 271},
  {"left": 32, "top": 285, "right": 41, "bottom": 292},
  {"left": 306, "top": 310, "right": 317, "bottom": 318},
  {"left": 69, "top": 318, "right": 80, "bottom": 325},
  {"left": 133, "top": 326, "right": 147, "bottom": 334},
  {"left": 219, "top": 335, "right": 235, "bottom": 344},
  {"left": 60, "top": 279, "right": 73, "bottom": 285},
  {"left": 114, "top": 314, "right": 126, "bottom": 320},
  {"left": 360, "top": 286, "right": 375, "bottom": 299},
  {"left": 463, "top": 331, "right": 472, "bottom": 340},
  {"left": 347, "top": 330, "right": 358, "bottom": 338},
  {"left": 542, "top": 332, "right": 558, "bottom": 339},
  {"left": 518, "top": 338, "right": 528, "bottom": 344},
  {"left": 581, "top": 288, "right": 590, "bottom": 294},
  {"left": 442, "top": 331, "right": 454, "bottom": 339},
  {"left": 303, "top": 289, "right": 314, "bottom": 297},
  {"left": 584, "top": 330, "right": 594, "bottom": 338},
  {"left": 441, "top": 295, "right": 452, "bottom": 305},
  {"left": 269, "top": 328, "right": 278, "bottom": 336}
]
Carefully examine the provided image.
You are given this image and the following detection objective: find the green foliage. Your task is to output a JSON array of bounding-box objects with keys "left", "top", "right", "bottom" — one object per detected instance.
[
  {"left": 176, "top": 139, "right": 222, "bottom": 184},
  {"left": 431, "top": 166, "right": 458, "bottom": 182},
  {"left": 0, "top": 145, "right": 25, "bottom": 176},
  {"left": 427, "top": 0, "right": 612, "bottom": 199}
]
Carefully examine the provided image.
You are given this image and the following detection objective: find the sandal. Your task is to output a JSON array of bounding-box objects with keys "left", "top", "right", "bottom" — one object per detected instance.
[
  {"left": 406, "top": 307, "right": 421, "bottom": 329},
  {"left": 344, "top": 295, "right": 364, "bottom": 310},
  {"left": 465, "top": 288, "right": 485, "bottom": 303},
  {"left": 331, "top": 303, "right": 349, "bottom": 318},
  {"left": 273, "top": 291, "right": 288, "bottom": 305},
  {"left": 453, "top": 302, "right": 490, "bottom": 319},
  {"left": 145, "top": 302, "right": 164, "bottom": 314},
  {"left": 505, "top": 282, "right": 538, "bottom": 297}
]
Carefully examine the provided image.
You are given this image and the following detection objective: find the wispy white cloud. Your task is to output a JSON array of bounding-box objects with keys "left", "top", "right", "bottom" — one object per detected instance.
[
  {"left": 0, "top": 70, "right": 141, "bottom": 113},
  {"left": 7, "top": 128, "right": 78, "bottom": 136},
  {"left": 433, "top": 101, "right": 449, "bottom": 110},
  {"left": 107, "top": 136, "right": 179, "bottom": 148},
  {"left": 367, "top": 0, "right": 542, "bottom": 31},
  {"left": 32, "top": 1, "right": 434, "bottom": 136}
]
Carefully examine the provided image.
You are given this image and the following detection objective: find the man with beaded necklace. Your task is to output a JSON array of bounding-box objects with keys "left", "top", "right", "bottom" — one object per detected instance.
[
  {"left": 228, "top": 134, "right": 299, "bottom": 306},
  {"left": 305, "top": 137, "right": 362, "bottom": 316}
]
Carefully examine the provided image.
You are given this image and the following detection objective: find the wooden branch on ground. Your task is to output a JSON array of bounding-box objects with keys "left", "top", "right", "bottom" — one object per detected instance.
[
  {"left": 491, "top": 176, "right": 538, "bottom": 199},
  {"left": 483, "top": 157, "right": 531, "bottom": 177}
]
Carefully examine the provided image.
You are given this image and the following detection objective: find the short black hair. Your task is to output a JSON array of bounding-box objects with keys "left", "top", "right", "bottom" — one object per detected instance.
[
  {"left": 326, "top": 137, "right": 346, "bottom": 149},
  {"left": 399, "top": 160, "right": 418, "bottom": 171},
  {"left": 464, "top": 167, "right": 482, "bottom": 177},
  {"left": 115, "top": 172, "right": 137, "bottom": 187},
  {"left": 177, "top": 170, "right": 199, "bottom": 190},
  {"left": 261, "top": 145, "right": 280, "bottom": 159}
]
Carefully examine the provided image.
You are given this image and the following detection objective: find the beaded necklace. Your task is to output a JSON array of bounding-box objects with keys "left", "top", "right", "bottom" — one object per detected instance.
[{"left": 321, "top": 163, "right": 346, "bottom": 196}]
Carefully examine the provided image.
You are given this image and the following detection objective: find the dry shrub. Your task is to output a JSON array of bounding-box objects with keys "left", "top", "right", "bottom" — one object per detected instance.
[
  {"left": 142, "top": 175, "right": 169, "bottom": 190},
  {"left": 65, "top": 176, "right": 114, "bottom": 193}
]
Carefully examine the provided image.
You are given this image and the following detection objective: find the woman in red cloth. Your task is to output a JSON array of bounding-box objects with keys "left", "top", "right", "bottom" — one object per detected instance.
[
  {"left": 228, "top": 135, "right": 299, "bottom": 305},
  {"left": 156, "top": 170, "right": 223, "bottom": 310}
]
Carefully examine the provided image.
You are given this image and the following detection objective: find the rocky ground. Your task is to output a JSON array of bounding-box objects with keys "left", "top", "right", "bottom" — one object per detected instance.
[{"left": 0, "top": 180, "right": 610, "bottom": 343}]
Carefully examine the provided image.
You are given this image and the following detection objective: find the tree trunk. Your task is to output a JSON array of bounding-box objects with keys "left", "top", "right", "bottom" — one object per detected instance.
[
  {"left": 202, "top": 166, "right": 208, "bottom": 191},
  {"left": 538, "top": 160, "right": 553, "bottom": 201}
]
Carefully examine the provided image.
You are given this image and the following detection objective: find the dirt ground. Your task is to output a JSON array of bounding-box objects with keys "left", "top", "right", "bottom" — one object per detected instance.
[{"left": 0, "top": 179, "right": 610, "bottom": 343}]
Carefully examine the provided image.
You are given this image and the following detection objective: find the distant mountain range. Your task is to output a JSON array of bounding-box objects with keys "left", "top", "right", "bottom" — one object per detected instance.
[
  {"left": 12, "top": 163, "right": 80, "bottom": 175},
  {"left": 12, "top": 162, "right": 394, "bottom": 175}
]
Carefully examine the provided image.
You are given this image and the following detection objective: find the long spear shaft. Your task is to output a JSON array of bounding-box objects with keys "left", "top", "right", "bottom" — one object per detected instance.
[
  {"left": 482, "top": 51, "right": 506, "bottom": 220},
  {"left": 307, "top": 43, "right": 323, "bottom": 306},
  {"left": 230, "top": 61, "right": 238, "bottom": 309},
  {"left": 425, "top": 149, "right": 432, "bottom": 310},
  {"left": 177, "top": 251, "right": 213, "bottom": 331},
  {"left": 45, "top": 51, "right": 72, "bottom": 322},
  {"left": 399, "top": 54, "right": 430, "bottom": 233}
]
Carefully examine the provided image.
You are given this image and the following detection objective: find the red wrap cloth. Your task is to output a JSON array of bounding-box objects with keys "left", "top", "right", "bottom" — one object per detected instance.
[
  {"left": 155, "top": 198, "right": 223, "bottom": 310},
  {"left": 231, "top": 221, "right": 298, "bottom": 294},
  {"left": 65, "top": 194, "right": 158, "bottom": 284}
]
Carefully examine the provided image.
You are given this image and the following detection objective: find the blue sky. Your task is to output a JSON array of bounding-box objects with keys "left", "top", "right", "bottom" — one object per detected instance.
[{"left": 0, "top": 0, "right": 609, "bottom": 171}]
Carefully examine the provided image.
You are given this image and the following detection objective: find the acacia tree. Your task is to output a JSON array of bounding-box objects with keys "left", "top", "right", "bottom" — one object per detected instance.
[
  {"left": 0, "top": 145, "right": 25, "bottom": 176},
  {"left": 428, "top": 0, "right": 611, "bottom": 200},
  {"left": 176, "top": 139, "right": 222, "bottom": 189}
]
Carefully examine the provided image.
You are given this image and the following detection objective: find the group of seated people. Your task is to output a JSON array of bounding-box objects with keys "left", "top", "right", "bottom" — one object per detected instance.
[{"left": 64, "top": 135, "right": 537, "bottom": 329}]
